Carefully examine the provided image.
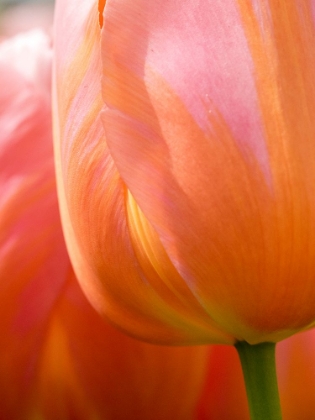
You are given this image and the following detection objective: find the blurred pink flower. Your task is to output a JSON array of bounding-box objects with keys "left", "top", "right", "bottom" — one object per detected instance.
[{"left": 0, "top": 29, "right": 209, "bottom": 419}]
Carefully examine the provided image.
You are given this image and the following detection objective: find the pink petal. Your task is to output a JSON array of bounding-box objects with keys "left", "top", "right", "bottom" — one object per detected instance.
[
  {"left": 101, "top": 0, "right": 315, "bottom": 342},
  {"left": 53, "top": 0, "right": 233, "bottom": 344}
]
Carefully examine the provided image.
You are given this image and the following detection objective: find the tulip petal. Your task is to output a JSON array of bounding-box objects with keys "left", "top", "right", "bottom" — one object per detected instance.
[
  {"left": 53, "top": 0, "right": 234, "bottom": 344},
  {"left": 101, "top": 0, "right": 315, "bottom": 342}
]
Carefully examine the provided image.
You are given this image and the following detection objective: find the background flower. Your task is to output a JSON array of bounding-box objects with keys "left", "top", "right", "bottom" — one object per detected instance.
[{"left": 0, "top": 29, "right": 209, "bottom": 419}]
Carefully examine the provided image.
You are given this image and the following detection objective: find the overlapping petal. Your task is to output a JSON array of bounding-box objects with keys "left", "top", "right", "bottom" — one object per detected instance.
[
  {"left": 53, "top": 0, "right": 234, "bottom": 345},
  {"left": 100, "top": 0, "right": 315, "bottom": 342},
  {"left": 0, "top": 29, "right": 209, "bottom": 418},
  {"left": 54, "top": 0, "right": 315, "bottom": 344}
]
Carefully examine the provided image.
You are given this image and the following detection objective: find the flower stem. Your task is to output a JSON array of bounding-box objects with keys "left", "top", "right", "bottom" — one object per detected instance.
[{"left": 235, "top": 341, "right": 282, "bottom": 420}]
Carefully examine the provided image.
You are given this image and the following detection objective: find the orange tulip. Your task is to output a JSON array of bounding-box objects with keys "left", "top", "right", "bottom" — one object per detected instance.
[
  {"left": 0, "top": 29, "right": 209, "bottom": 419},
  {"left": 53, "top": 0, "right": 315, "bottom": 346}
]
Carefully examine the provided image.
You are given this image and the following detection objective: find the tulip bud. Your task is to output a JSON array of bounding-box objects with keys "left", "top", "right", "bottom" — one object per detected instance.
[{"left": 53, "top": 0, "right": 315, "bottom": 346}]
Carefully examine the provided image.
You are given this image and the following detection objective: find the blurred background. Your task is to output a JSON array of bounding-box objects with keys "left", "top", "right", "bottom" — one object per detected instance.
[{"left": 0, "top": 0, "right": 54, "bottom": 35}]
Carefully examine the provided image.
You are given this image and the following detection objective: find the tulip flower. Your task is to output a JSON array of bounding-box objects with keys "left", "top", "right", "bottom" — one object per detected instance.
[
  {"left": 53, "top": 0, "right": 315, "bottom": 417},
  {"left": 0, "top": 29, "right": 210, "bottom": 419},
  {"left": 53, "top": 0, "right": 315, "bottom": 345},
  {"left": 5, "top": 30, "right": 312, "bottom": 417}
]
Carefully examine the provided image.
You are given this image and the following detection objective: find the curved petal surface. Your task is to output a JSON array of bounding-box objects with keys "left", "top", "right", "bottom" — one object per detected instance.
[
  {"left": 101, "top": 0, "right": 315, "bottom": 343},
  {"left": 53, "top": 0, "right": 234, "bottom": 344}
]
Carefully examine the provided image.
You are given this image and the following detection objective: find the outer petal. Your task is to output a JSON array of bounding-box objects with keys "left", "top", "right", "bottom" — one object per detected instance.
[
  {"left": 53, "top": 0, "right": 234, "bottom": 344},
  {"left": 101, "top": 0, "right": 315, "bottom": 343},
  {"left": 0, "top": 30, "right": 209, "bottom": 418}
]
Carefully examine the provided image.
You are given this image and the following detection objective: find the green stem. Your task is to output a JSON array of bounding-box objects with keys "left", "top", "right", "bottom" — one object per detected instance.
[{"left": 235, "top": 341, "right": 282, "bottom": 420}]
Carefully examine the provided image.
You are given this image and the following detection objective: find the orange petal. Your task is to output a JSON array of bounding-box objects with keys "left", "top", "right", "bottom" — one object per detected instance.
[
  {"left": 100, "top": 0, "right": 315, "bottom": 342},
  {"left": 53, "top": 0, "right": 234, "bottom": 344}
]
